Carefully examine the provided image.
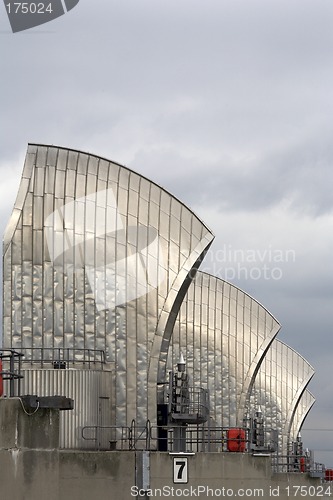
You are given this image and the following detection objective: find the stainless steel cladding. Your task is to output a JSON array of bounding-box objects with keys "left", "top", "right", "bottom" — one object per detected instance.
[
  {"left": 250, "top": 340, "right": 314, "bottom": 457},
  {"left": 18, "top": 368, "right": 114, "bottom": 449},
  {"left": 168, "top": 272, "right": 281, "bottom": 428},
  {"left": 3, "top": 144, "right": 214, "bottom": 427},
  {"left": 289, "top": 389, "right": 315, "bottom": 444}
]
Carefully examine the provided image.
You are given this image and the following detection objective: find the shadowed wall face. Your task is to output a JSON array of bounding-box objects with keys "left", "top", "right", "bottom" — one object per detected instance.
[{"left": 3, "top": 144, "right": 214, "bottom": 426}]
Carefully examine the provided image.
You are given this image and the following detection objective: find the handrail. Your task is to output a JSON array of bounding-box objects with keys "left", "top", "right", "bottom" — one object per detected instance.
[
  {"left": 80, "top": 419, "right": 321, "bottom": 476},
  {"left": 1, "top": 347, "right": 106, "bottom": 369},
  {"left": 0, "top": 349, "right": 24, "bottom": 396},
  {"left": 81, "top": 425, "right": 131, "bottom": 450}
]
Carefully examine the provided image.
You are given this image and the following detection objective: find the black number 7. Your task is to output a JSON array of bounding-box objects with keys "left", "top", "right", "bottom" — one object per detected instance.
[{"left": 176, "top": 460, "right": 186, "bottom": 480}]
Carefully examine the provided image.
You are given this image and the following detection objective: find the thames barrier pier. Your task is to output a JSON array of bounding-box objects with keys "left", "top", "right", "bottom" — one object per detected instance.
[{"left": 0, "top": 144, "right": 329, "bottom": 499}]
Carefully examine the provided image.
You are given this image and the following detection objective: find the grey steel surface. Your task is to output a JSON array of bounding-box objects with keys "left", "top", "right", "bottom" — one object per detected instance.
[
  {"left": 168, "top": 271, "right": 281, "bottom": 428},
  {"left": 3, "top": 144, "right": 214, "bottom": 428},
  {"left": 250, "top": 339, "right": 314, "bottom": 457},
  {"left": 11, "top": 368, "right": 114, "bottom": 449},
  {"left": 289, "top": 389, "right": 315, "bottom": 444}
]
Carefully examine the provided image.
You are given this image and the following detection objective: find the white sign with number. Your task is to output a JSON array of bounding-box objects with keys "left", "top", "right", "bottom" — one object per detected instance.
[{"left": 173, "top": 457, "right": 188, "bottom": 484}]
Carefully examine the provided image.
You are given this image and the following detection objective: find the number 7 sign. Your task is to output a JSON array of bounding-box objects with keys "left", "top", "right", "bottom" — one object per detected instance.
[{"left": 173, "top": 457, "right": 188, "bottom": 483}]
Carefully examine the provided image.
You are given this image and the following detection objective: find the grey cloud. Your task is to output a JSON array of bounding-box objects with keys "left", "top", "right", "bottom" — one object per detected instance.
[
  {"left": 131, "top": 134, "right": 333, "bottom": 216},
  {"left": 2, "top": 0, "right": 333, "bottom": 162}
]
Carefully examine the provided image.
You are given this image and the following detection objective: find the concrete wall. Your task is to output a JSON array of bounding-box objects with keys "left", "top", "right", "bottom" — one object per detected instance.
[
  {"left": 149, "top": 452, "right": 326, "bottom": 500},
  {"left": 0, "top": 399, "right": 328, "bottom": 500},
  {"left": 0, "top": 398, "right": 60, "bottom": 500},
  {"left": 59, "top": 451, "right": 136, "bottom": 499}
]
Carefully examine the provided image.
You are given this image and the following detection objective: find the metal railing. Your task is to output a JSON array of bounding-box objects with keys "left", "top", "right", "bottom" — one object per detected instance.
[
  {"left": 271, "top": 454, "right": 325, "bottom": 476},
  {"left": 82, "top": 425, "right": 132, "bottom": 451},
  {"left": 81, "top": 421, "right": 276, "bottom": 453},
  {"left": 169, "top": 387, "right": 210, "bottom": 424},
  {"left": 80, "top": 421, "right": 324, "bottom": 479},
  {"left": 0, "top": 349, "right": 24, "bottom": 397},
  {"left": 1, "top": 347, "right": 106, "bottom": 370},
  {"left": 81, "top": 420, "right": 152, "bottom": 451}
]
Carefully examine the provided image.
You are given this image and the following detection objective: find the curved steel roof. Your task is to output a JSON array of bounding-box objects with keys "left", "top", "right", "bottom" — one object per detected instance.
[
  {"left": 3, "top": 144, "right": 214, "bottom": 426},
  {"left": 250, "top": 339, "right": 315, "bottom": 456},
  {"left": 168, "top": 271, "right": 281, "bottom": 428},
  {"left": 289, "top": 389, "right": 315, "bottom": 443}
]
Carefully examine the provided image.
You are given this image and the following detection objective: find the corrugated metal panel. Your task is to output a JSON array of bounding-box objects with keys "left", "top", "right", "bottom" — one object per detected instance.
[{"left": 19, "top": 369, "right": 113, "bottom": 449}]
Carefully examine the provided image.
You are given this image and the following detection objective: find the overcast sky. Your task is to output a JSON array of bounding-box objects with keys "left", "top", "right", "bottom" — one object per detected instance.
[{"left": 1, "top": 0, "right": 333, "bottom": 465}]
